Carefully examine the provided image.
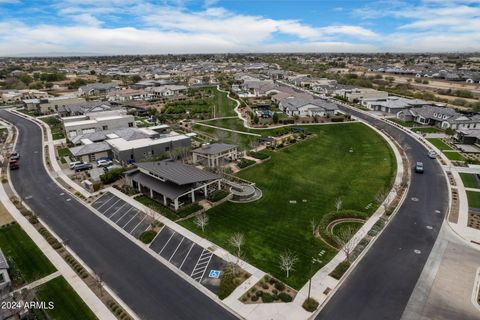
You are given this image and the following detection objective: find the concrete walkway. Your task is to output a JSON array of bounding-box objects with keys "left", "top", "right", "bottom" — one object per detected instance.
[{"left": 13, "top": 271, "right": 61, "bottom": 293}]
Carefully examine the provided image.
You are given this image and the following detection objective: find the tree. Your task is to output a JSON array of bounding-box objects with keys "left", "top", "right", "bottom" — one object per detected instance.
[
  {"left": 335, "top": 197, "right": 343, "bottom": 212},
  {"left": 253, "top": 114, "right": 259, "bottom": 125},
  {"left": 272, "top": 112, "right": 279, "bottom": 124},
  {"left": 333, "top": 226, "right": 358, "bottom": 263},
  {"left": 229, "top": 232, "right": 245, "bottom": 257},
  {"left": 279, "top": 250, "right": 298, "bottom": 278},
  {"left": 194, "top": 213, "right": 209, "bottom": 232}
]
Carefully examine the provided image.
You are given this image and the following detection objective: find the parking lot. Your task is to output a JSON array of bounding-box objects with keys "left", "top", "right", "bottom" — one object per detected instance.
[
  {"left": 149, "top": 226, "right": 228, "bottom": 294},
  {"left": 91, "top": 192, "right": 154, "bottom": 238}
]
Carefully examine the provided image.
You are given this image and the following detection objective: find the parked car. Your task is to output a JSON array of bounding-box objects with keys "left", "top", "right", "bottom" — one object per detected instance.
[
  {"left": 415, "top": 162, "right": 424, "bottom": 173},
  {"left": 9, "top": 160, "right": 19, "bottom": 170},
  {"left": 428, "top": 150, "right": 437, "bottom": 159},
  {"left": 96, "top": 159, "right": 113, "bottom": 167},
  {"left": 103, "top": 164, "right": 122, "bottom": 172},
  {"left": 74, "top": 163, "right": 93, "bottom": 172},
  {"left": 9, "top": 151, "right": 20, "bottom": 161},
  {"left": 69, "top": 161, "right": 84, "bottom": 169}
]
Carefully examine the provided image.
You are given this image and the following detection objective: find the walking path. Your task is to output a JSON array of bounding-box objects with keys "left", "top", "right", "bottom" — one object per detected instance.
[
  {"left": 194, "top": 122, "right": 262, "bottom": 136},
  {"left": 13, "top": 271, "right": 61, "bottom": 293}
]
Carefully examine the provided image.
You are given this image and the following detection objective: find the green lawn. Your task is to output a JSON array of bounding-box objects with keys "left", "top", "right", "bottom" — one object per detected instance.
[
  {"left": 36, "top": 276, "right": 97, "bottom": 320},
  {"left": 57, "top": 147, "right": 72, "bottom": 164},
  {"left": 467, "top": 191, "right": 480, "bottom": 208},
  {"left": 193, "top": 124, "right": 258, "bottom": 150},
  {"left": 0, "top": 223, "right": 56, "bottom": 285},
  {"left": 427, "top": 138, "right": 453, "bottom": 151},
  {"left": 389, "top": 118, "right": 416, "bottom": 127},
  {"left": 180, "top": 123, "right": 396, "bottom": 289},
  {"left": 212, "top": 88, "right": 237, "bottom": 117},
  {"left": 460, "top": 173, "right": 480, "bottom": 189},
  {"left": 444, "top": 151, "right": 465, "bottom": 161},
  {"left": 412, "top": 127, "right": 444, "bottom": 133}
]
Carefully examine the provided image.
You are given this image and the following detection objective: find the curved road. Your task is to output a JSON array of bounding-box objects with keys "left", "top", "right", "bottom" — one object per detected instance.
[
  {"left": 316, "top": 106, "right": 449, "bottom": 319},
  {"left": 0, "top": 110, "right": 237, "bottom": 320}
]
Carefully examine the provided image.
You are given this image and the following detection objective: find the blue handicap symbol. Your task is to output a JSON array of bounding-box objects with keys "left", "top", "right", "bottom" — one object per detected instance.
[{"left": 209, "top": 270, "right": 221, "bottom": 278}]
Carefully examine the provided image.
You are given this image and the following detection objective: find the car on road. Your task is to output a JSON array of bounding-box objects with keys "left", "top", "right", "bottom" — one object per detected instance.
[
  {"left": 69, "top": 161, "right": 84, "bottom": 169},
  {"left": 74, "top": 163, "right": 93, "bottom": 172},
  {"left": 415, "top": 161, "right": 424, "bottom": 173},
  {"left": 9, "top": 151, "right": 20, "bottom": 160},
  {"left": 9, "top": 159, "right": 19, "bottom": 170},
  {"left": 428, "top": 150, "right": 437, "bottom": 159},
  {"left": 96, "top": 159, "right": 113, "bottom": 167}
]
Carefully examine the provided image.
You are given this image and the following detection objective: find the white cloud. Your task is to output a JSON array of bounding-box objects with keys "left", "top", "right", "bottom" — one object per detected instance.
[{"left": 70, "top": 14, "right": 103, "bottom": 27}]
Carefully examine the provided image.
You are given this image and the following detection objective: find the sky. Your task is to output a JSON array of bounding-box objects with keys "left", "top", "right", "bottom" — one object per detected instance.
[{"left": 0, "top": 0, "right": 480, "bottom": 56}]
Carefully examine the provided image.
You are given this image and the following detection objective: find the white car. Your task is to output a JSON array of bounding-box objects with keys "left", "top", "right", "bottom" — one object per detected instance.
[
  {"left": 428, "top": 150, "right": 437, "bottom": 159},
  {"left": 97, "top": 159, "right": 113, "bottom": 167},
  {"left": 69, "top": 161, "right": 84, "bottom": 169}
]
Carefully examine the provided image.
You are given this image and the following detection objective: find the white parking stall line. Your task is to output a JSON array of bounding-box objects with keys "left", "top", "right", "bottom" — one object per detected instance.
[
  {"left": 114, "top": 207, "right": 135, "bottom": 224},
  {"left": 101, "top": 198, "right": 121, "bottom": 213},
  {"left": 121, "top": 210, "right": 140, "bottom": 229},
  {"left": 190, "top": 249, "right": 213, "bottom": 281},
  {"left": 168, "top": 237, "right": 185, "bottom": 262},
  {"left": 193, "top": 253, "right": 213, "bottom": 282},
  {"left": 179, "top": 243, "right": 195, "bottom": 269},
  {"left": 95, "top": 194, "right": 116, "bottom": 210},
  {"left": 159, "top": 231, "right": 176, "bottom": 255},
  {"left": 106, "top": 202, "right": 127, "bottom": 219},
  {"left": 129, "top": 215, "right": 147, "bottom": 235}
]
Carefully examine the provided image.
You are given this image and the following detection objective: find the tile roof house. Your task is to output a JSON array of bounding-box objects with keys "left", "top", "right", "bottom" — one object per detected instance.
[
  {"left": 278, "top": 97, "right": 339, "bottom": 117},
  {"left": 398, "top": 105, "right": 480, "bottom": 130}
]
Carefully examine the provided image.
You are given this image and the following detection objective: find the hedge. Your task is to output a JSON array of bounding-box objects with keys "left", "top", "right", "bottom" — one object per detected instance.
[
  {"left": 329, "top": 260, "right": 350, "bottom": 280},
  {"left": 237, "top": 158, "right": 256, "bottom": 169},
  {"left": 177, "top": 203, "right": 203, "bottom": 218},
  {"left": 207, "top": 190, "right": 229, "bottom": 202},
  {"left": 247, "top": 151, "right": 270, "bottom": 160},
  {"left": 138, "top": 230, "right": 157, "bottom": 244}
]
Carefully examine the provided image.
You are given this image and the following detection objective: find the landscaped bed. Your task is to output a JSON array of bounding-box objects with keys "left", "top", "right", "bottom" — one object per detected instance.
[
  {"left": 240, "top": 275, "right": 295, "bottom": 304},
  {"left": 444, "top": 151, "right": 466, "bottom": 161},
  {"left": 180, "top": 123, "right": 396, "bottom": 289},
  {"left": 42, "top": 116, "right": 65, "bottom": 140}
]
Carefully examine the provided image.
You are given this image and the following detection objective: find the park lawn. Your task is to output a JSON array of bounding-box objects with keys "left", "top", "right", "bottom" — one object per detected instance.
[
  {"left": 193, "top": 123, "right": 260, "bottom": 150},
  {"left": 0, "top": 223, "right": 56, "bottom": 285},
  {"left": 444, "top": 151, "right": 465, "bottom": 161},
  {"left": 212, "top": 88, "right": 237, "bottom": 118},
  {"left": 467, "top": 191, "right": 480, "bottom": 208},
  {"left": 36, "top": 276, "right": 97, "bottom": 320},
  {"left": 181, "top": 122, "right": 396, "bottom": 289},
  {"left": 426, "top": 138, "right": 453, "bottom": 151},
  {"left": 460, "top": 173, "right": 480, "bottom": 189}
]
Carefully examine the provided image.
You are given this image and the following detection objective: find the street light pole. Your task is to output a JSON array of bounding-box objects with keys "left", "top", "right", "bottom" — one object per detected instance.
[{"left": 307, "top": 250, "right": 325, "bottom": 300}]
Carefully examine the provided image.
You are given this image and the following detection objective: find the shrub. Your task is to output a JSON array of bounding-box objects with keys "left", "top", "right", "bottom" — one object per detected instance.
[
  {"left": 255, "top": 290, "right": 263, "bottom": 297},
  {"left": 138, "top": 230, "right": 157, "bottom": 244},
  {"left": 251, "top": 295, "right": 258, "bottom": 302},
  {"left": 207, "top": 190, "right": 229, "bottom": 202},
  {"left": 177, "top": 203, "right": 203, "bottom": 217},
  {"left": 28, "top": 216, "right": 39, "bottom": 224},
  {"left": 262, "top": 283, "right": 268, "bottom": 289},
  {"left": 274, "top": 282, "right": 285, "bottom": 291},
  {"left": 247, "top": 151, "right": 270, "bottom": 160},
  {"left": 261, "top": 293, "right": 274, "bottom": 303},
  {"left": 237, "top": 158, "right": 256, "bottom": 169},
  {"left": 302, "top": 298, "right": 319, "bottom": 312},
  {"left": 100, "top": 168, "right": 125, "bottom": 184},
  {"left": 329, "top": 260, "right": 351, "bottom": 280},
  {"left": 278, "top": 292, "right": 292, "bottom": 302},
  {"left": 218, "top": 271, "right": 244, "bottom": 300}
]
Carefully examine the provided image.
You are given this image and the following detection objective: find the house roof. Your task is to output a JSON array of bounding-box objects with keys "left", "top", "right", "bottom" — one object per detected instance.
[
  {"left": 192, "top": 143, "right": 238, "bottom": 155},
  {"left": 0, "top": 249, "right": 8, "bottom": 269},
  {"left": 69, "top": 142, "right": 111, "bottom": 157},
  {"left": 135, "top": 160, "right": 220, "bottom": 185},
  {"left": 280, "top": 97, "right": 338, "bottom": 111},
  {"left": 129, "top": 171, "right": 192, "bottom": 199}
]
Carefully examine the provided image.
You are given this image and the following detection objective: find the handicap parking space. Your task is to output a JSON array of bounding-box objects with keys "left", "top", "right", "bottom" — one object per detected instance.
[
  {"left": 91, "top": 192, "right": 152, "bottom": 239},
  {"left": 149, "top": 226, "right": 229, "bottom": 294}
]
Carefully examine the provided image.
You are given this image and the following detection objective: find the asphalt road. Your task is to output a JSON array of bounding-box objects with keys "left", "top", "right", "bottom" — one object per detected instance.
[
  {"left": 0, "top": 110, "right": 237, "bottom": 320},
  {"left": 316, "top": 106, "right": 449, "bottom": 320}
]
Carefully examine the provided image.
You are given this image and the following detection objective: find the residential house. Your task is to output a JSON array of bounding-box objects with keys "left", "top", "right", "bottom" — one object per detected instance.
[
  {"left": 78, "top": 83, "right": 118, "bottom": 96},
  {"left": 335, "top": 88, "right": 389, "bottom": 102},
  {"left": 279, "top": 97, "right": 339, "bottom": 117},
  {"left": 398, "top": 105, "right": 480, "bottom": 130},
  {"left": 361, "top": 96, "right": 429, "bottom": 114}
]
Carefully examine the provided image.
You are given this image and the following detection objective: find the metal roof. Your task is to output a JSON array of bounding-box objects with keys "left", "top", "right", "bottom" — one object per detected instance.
[
  {"left": 192, "top": 143, "right": 237, "bottom": 155},
  {"left": 0, "top": 249, "right": 9, "bottom": 269},
  {"left": 135, "top": 160, "right": 220, "bottom": 185},
  {"left": 130, "top": 171, "right": 192, "bottom": 199}
]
